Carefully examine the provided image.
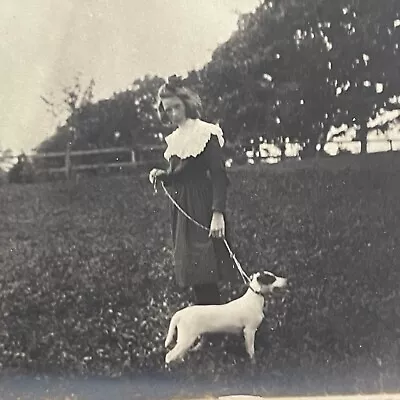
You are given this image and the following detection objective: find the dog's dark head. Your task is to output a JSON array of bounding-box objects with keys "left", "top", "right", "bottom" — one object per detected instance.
[{"left": 250, "top": 271, "right": 287, "bottom": 294}]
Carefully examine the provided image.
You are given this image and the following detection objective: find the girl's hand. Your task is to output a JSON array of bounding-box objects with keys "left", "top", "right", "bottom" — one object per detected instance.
[
  {"left": 209, "top": 211, "right": 225, "bottom": 239},
  {"left": 149, "top": 168, "right": 165, "bottom": 184}
]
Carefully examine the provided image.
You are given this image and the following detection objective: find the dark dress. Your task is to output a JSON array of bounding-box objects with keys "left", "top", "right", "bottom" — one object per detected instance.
[{"left": 158, "top": 134, "right": 238, "bottom": 289}]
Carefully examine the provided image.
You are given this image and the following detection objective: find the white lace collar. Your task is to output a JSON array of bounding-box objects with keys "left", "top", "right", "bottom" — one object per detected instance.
[{"left": 163, "top": 118, "right": 225, "bottom": 161}]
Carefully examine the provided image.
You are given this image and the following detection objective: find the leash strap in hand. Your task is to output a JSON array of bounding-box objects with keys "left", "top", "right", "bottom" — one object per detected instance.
[{"left": 160, "top": 181, "right": 251, "bottom": 285}]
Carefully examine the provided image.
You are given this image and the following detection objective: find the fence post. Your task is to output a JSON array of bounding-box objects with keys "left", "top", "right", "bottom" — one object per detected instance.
[{"left": 65, "top": 142, "right": 71, "bottom": 180}]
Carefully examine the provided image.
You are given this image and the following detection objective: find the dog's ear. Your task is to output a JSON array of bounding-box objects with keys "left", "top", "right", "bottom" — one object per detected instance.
[{"left": 258, "top": 272, "right": 277, "bottom": 286}]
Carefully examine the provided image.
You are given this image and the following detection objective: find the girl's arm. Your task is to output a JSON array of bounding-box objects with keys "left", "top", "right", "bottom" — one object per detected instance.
[{"left": 203, "top": 135, "right": 230, "bottom": 214}]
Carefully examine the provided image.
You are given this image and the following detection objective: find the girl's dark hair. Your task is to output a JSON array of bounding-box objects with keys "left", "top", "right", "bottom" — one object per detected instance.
[{"left": 156, "top": 75, "right": 202, "bottom": 125}]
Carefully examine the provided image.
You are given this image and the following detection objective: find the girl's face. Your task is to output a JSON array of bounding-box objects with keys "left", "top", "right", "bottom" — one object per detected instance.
[{"left": 162, "top": 96, "right": 187, "bottom": 126}]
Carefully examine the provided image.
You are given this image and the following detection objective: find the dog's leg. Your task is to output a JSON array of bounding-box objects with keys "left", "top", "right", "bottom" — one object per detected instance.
[
  {"left": 165, "top": 313, "right": 180, "bottom": 348},
  {"left": 165, "top": 334, "right": 197, "bottom": 364},
  {"left": 189, "top": 336, "right": 204, "bottom": 352},
  {"left": 243, "top": 327, "right": 257, "bottom": 364}
]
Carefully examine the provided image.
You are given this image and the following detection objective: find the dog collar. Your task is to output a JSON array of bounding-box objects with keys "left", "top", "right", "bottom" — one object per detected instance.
[{"left": 249, "top": 286, "right": 264, "bottom": 297}]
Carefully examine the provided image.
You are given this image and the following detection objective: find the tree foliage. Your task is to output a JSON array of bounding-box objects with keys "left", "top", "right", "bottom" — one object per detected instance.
[
  {"left": 37, "top": 0, "right": 400, "bottom": 155},
  {"left": 196, "top": 0, "right": 400, "bottom": 152},
  {"left": 37, "top": 75, "right": 171, "bottom": 155}
]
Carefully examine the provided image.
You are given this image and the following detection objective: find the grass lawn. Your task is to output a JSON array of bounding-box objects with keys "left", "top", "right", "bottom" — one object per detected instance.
[{"left": 0, "top": 152, "right": 400, "bottom": 397}]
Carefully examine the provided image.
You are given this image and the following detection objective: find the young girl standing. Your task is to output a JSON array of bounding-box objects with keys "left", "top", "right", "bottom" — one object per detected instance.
[{"left": 149, "top": 76, "right": 237, "bottom": 306}]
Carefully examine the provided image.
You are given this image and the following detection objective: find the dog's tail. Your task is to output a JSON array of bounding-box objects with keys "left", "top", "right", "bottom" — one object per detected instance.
[{"left": 165, "top": 312, "right": 180, "bottom": 348}]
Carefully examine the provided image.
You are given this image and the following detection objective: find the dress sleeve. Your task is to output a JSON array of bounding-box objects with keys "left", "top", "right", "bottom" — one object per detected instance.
[
  {"left": 203, "top": 135, "right": 230, "bottom": 213},
  {"left": 148, "top": 158, "right": 172, "bottom": 186},
  {"left": 156, "top": 165, "right": 173, "bottom": 186},
  {"left": 157, "top": 157, "right": 193, "bottom": 187}
]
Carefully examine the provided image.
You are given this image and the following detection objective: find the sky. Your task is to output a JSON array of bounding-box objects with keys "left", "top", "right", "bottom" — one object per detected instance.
[{"left": 0, "top": 0, "right": 260, "bottom": 154}]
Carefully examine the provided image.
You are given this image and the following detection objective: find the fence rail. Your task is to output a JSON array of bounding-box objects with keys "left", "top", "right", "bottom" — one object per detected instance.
[
  {"left": 28, "top": 146, "right": 137, "bottom": 158},
  {"left": 2, "top": 139, "right": 399, "bottom": 181},
  {"left": 2, "top": 146, "right": 154, "bottom": 180}
]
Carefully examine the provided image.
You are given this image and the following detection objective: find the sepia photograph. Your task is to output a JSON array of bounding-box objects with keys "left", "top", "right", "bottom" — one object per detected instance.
[{"left": 1, "top": 0, "right": 400, "bottom": 399}]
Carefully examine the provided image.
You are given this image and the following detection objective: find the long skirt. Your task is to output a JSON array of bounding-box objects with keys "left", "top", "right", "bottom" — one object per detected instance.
[{"left": 166, "top": 179, "right": 239, "bottom": 288}]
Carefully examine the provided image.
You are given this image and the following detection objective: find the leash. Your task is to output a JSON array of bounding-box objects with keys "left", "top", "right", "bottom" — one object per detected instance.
[{"left": 159, "top": 181, "right": 251, "bottom": 285}]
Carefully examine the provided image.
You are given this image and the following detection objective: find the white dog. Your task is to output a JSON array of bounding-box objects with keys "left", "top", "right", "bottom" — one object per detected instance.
[{"left": 164, "top": 271, "right": 287, "bottom": 364}]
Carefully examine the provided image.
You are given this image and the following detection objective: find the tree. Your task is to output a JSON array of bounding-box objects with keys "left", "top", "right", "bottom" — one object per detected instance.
[
  {"left": 35, "top": 74, "right": 169, "bottom": 156},
  {"left": 194, "top": 0, "right": 400, "bottom": 154},
  {"left": 191, "top": 0, "right": 338, "bottom": 150},
  {"left": 7, "top": 153, "right": 35, "bottom": 184},
  {"left": 37, "top": 74, "right": 96, "bottom": 152},
  {"left": 36, "top": 0, "right": 399, "bottom": 160},
  {"left": 0, "top": 147, "right": 14, "bottom": 171},
  {"left": 319, "top": 0, "right": 400, "bottom": 152}
]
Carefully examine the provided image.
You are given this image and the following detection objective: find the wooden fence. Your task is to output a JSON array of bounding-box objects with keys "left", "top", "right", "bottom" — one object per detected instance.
[
  {"left": 3, "top": 138, "right": 399, "bottom": 181},
  {"left": 26, "top": 144, "right": 167, "bottom": 180}
]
